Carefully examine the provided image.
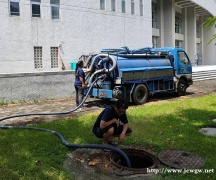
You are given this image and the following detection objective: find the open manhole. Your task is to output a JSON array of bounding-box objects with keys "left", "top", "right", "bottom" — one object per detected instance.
[
  {"left": 158, "top": 150, "right": 205, "bottom": 169},
  {"left": 110, "top": 148, "right": 157, "bottom": 175}
]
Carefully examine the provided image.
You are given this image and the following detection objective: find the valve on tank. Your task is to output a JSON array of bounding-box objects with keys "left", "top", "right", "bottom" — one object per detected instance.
[{"left": 113, "top": 87, "right": 123, "bottom": 99}]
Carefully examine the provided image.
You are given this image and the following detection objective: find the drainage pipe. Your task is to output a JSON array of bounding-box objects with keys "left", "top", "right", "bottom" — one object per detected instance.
[{"left": 0, "top": 74, "right": 131, "bottom": 168}]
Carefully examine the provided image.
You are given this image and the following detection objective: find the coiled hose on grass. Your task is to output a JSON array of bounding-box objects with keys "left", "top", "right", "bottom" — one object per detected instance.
[{"left": 0, "top": 74, "right": 131, "bottom": 168}]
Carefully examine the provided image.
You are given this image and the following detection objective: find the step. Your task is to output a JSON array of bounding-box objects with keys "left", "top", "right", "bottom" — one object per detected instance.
[{"left": 192, "top": 69, "right": 216, "bottom": 81}]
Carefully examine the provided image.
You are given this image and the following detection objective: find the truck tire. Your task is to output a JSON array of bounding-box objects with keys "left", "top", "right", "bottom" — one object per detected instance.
[
  {"left": 133, "top": 84, "right": 149, "bottom": 105},
  {"left": 176, "top": 79, "right": 187, "bottom": 96}
]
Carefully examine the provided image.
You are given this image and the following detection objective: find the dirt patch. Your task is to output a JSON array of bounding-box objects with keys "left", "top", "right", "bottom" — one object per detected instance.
[{"left": 63, "top": 147, "right": 159, "bottom": 180}]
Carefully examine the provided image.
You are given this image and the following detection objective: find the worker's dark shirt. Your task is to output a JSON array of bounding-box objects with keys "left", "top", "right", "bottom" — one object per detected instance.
[
  {"left": 74, "top": 67, "right": 85, "bottom": 86},
  {"left": 93, "top": 105, "right": 128, "bottom": 131}
]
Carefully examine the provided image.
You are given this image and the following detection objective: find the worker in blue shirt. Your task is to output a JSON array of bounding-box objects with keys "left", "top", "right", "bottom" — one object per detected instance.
[
  {"left": 93, "top": 99, "right": 132, "bottom": 148},
  {"left": 74, "top": 60, "right": 86, "bottom": 109}
]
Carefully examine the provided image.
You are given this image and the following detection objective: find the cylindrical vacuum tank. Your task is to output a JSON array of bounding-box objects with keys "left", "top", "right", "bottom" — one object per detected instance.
[{"left": 115, "top": 56, "right": 171, "bottom": 70}]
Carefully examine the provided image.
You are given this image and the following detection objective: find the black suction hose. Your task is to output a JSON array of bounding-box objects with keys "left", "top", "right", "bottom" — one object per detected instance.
[
  {"left": 0, "top": 74, "right": 132, "bottom": 168},
  {"left": 0, "top": 125, "right": 131, "bottom": 167}
]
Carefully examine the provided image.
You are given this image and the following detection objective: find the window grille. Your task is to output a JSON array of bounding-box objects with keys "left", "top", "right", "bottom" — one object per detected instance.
[
  {"left": 175, "top": 12, "right": 182, "bottom": 34},
  {"left": 140, "top": 0, "right": 143, "bottom": 16},
  {"left": 100, "top": 0, "right": 105, "bottom": 10},
  {"left": 31, "top": 0, "right": 41, "bottom": 17},
  {"left": 9, "top": 0, "right": 20, "bottom": 16},
  {"left": 50, "top": 47, "right": 59, "bottom": 68},
  {"left": 50, "top": 0, "right": 60, "bottom": 19},
  {"left": 152, "top": 2, "right": 157, "bottom": 28},
  {"left": 122, "top": 0, "right": 126, "bottom": 13},
  {"left": 34, "top": 47, "right": 43, "bottom": 69},
  {"left": 131, "top": 0, "right": 135, "bottom": 15}
]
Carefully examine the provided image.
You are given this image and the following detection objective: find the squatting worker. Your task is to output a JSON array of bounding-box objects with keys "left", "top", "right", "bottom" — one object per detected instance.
[
  {"left": 74, "top": 60, "right": 87, "bottom": 109},
  {"left": 92, "top": 99, "right": 132, "bottom": 147}
]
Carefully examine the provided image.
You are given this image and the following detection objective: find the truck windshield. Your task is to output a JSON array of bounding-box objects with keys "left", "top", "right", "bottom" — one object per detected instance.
[{"left": 177, "top": 51, "right": 190, "bottom": 65}]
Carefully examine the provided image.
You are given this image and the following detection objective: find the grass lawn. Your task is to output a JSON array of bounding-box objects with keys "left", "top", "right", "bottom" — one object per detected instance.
[{"left": 0, "top": 93, "right": 216, "bottom": 180}]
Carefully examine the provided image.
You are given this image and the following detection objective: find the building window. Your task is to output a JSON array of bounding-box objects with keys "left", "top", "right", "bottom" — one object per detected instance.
[
  {"left": 175, "top": 12, "right": 182, "bottom": 34},
  {"left": 31, "top": 0, "right": 41, "bottom": 17},
  {"left": 140, "top": 0, "right": 143, "bottom": 16},
  {"left": 100, "top": 0, "right": 105, "bottom": 10},
  {"left": 9, "top": 0, "right": 20, "bottom": 16},
  {"left": 51, "top": 47, "right": 59, "bottom": 68},
  {"left": 152, "top": 2, "right": 157, "bottom": 28},
  {"left": 111, "top": 0, "right": 115, "bottom": 11},
  {"left": 152, "top": 36, "right": 158, "bottom": 48},
  {"left": 122, "top": 0, "right": 126, "bottom": 13},
  {"left": 175, "top": 40, "right": 182, "bottom": 48},
  {"left": 50, "top": 0, "right": 60, "bottom": 19},
  {"left": 131, "top": 0, "right": 135, "bottom": 15},
  {"left": 34, "top": 47, "right": 43, "bottom": 69}
]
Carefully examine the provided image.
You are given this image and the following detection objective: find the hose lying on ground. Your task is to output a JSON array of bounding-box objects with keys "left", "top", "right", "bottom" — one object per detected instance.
[
  {"left": 0, "top": 125, "right": 131, "bottom": 168},
  {"left": 0, "top": 74, "right": 132, "bottom": 168}
]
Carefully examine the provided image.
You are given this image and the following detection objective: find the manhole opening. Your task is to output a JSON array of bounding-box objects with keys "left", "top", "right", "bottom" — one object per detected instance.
[{"left": 110, "top": 149, "right": 157, "bottom": 170}]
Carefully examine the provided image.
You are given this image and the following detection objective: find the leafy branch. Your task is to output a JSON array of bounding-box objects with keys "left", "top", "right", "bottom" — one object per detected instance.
[{"left": 203, "top": 16, "right": 216, "bottom": 45}]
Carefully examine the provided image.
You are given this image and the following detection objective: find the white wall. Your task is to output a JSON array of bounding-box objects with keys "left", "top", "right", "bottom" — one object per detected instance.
[
  {"left": 0, "top": 0, "right": 216, "bottom": 74},
  {"left": 0, "top": 0, "right": 152, "bottom": 74},
  {"left": 0, "top": 71, "right": 75, "bottom": 103}
]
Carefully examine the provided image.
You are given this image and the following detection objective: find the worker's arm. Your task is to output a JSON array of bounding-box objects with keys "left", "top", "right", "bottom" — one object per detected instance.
[
  {"left": 100, "top": 118, "right": 118, "bottom": 129},
  {"left": 79, "top": 77, "right": 86, "bottom": 88},
  {"left": 119, "top": 123, "right": 129, "bottom": 142}
]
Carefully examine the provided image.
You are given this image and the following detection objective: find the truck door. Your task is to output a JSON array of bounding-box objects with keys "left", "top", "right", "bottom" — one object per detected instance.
[{"left": 176, "top": 51, "right": 192, "bottom": 75}]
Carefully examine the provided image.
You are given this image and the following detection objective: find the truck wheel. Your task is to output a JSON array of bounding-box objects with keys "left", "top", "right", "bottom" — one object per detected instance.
[
  {"left": 176, "top": 79, "right": 187, "bottom": 96},
  {"left": 133, "top": 84, "right": 149, "bottom": 105}
]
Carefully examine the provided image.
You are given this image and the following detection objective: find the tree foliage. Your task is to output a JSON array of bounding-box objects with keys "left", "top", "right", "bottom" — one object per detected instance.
[{"left": 203, "top": 16, "right": 216, "bottom": 45}]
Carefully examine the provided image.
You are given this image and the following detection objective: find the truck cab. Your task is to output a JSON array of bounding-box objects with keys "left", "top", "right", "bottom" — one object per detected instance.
[{"left": 153, "top": 47, "right": 193, "bottom": 96}]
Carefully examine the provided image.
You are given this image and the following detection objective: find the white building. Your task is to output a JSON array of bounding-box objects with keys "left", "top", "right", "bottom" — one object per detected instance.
[{"left": 0, "top": 0, "right": 216, "bottom": 74}]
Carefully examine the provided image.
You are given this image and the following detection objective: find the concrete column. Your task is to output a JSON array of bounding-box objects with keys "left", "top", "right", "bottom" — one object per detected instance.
[
  {"left": 203, "top": 16, "right": 216, "bottom": 65},
  {"left": 158, "top": 0, "right": 164, "bottom": 47},
  {"left": 182, "top": 8, "right": 187, "bottom": 50},
  {"left": 186, "top": 7, "right": 196, "bottom": 65},
  {"left": 162, "top": 0, "right": 175, "bottom": 47},
  {"left": 199, "top": 16, "right": 204, "bottom": 65}
]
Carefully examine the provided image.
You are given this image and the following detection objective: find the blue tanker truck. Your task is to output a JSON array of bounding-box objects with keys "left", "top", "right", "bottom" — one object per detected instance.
[{"left": 83, "top": 47, "right": 193, "bottom": 105}]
